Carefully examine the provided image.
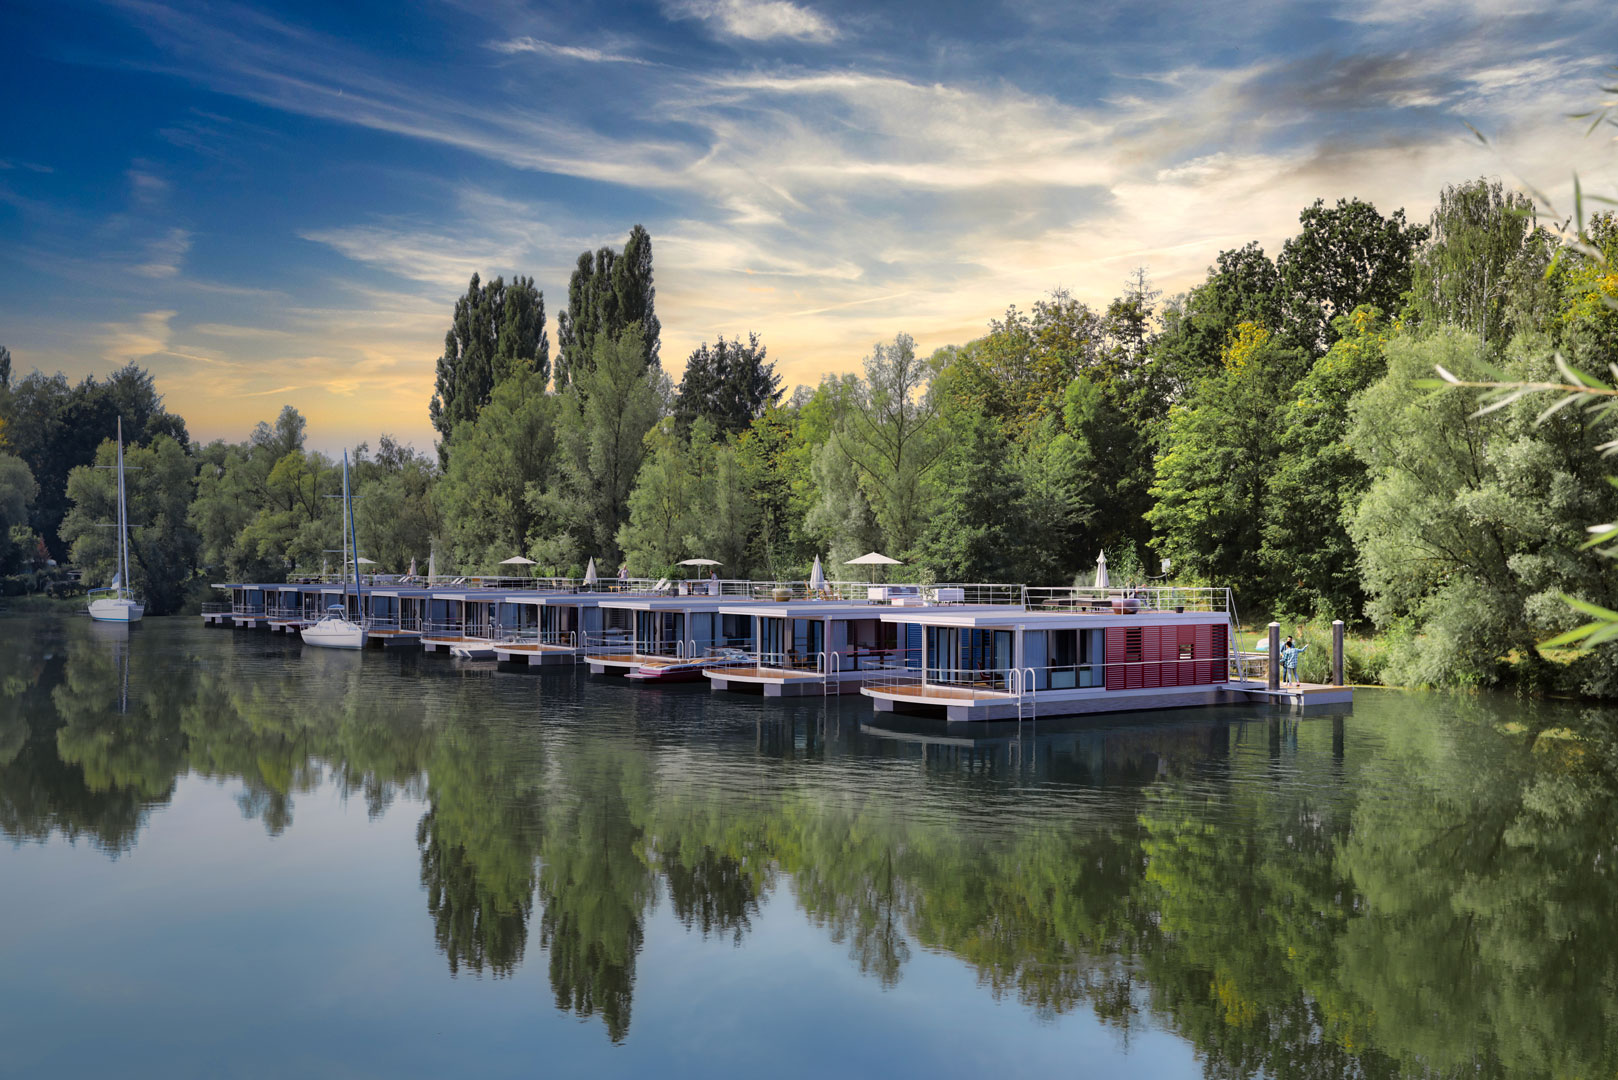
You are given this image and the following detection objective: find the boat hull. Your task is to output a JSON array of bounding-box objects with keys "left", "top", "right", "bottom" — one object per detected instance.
[
  {"left": 448, "top": 642, "right": 496, "bottom": 660},
  {"left": 88, "top": 597, "right": 144, "bottom": 623},
  {"left": 301, "top": 622, "right": 366, "bottom": 649},
  {"left": 624, "top": 662, "right": 707, "bottom": 683}
]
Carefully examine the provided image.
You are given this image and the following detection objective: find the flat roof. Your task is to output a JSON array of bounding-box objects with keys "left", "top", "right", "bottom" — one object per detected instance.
[
  {"left": 598, "top": 595, "right": 777, "bottom": 612},
  {"left": 499, "top": 593, "right": 606, "bottom": 606},
  {"left": 716, "top": 601, "right": 1020, "bottom": 619},
  {"left": 877, "top": 609, "right": 1231, "bottom": 629}
]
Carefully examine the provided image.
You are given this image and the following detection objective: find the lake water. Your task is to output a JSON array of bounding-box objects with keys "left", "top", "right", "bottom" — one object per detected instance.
[{"left": 1, "top": 615, "right": 1614, "bottom": 1079}]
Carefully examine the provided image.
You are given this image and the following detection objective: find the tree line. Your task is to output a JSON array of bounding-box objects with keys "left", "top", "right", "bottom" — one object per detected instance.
[{"left": 3, "top": 191, "right": 1616, "bottom": 689}]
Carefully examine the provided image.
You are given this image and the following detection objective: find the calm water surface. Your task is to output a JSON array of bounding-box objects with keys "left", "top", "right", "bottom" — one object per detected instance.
[{"left": 1, "top": 614, "right": 1614, "bottom": 1079}]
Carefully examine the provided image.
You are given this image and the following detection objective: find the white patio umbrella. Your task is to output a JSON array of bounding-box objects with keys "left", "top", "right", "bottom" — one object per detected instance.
[
  {"left": 500, "top": 556, "right": 537, "bottom": 566},
  {"left": 427, "top": 551, "right": 436, "bottom": 583},
  {"left": 407, "top": 556, "right": 417, "bottom": 578},
  {"left": 677, "top": 558, "right": 721, "bottom": 566},
  {"left": 809, "top": 554, "right": 826, "bottom": 591},
  {"left": 1093, "top": 551, "right": 1109, "bottom": 590},
  {"left": 353, "top": 557, "right": 377, "bottom": 566},
  {"left": 583, "top": 557, "right": 598, "bottom": 587},
  {"left": 846, "top": 551, "right": 901, "bottom": 583}
]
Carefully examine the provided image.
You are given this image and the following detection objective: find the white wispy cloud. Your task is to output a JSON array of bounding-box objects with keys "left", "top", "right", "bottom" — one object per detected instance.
[
  {"left": 132, "top": 227, "right": 192, "bottom": 278},
  {"left": 666, "top": 0, "right": 837, "bottom": 42},
  {"left": 486, "top": 36, "right": 649, "bottom": 64},
  {"left": 100, "top": 309, "right": 177, "bottom": 362}
]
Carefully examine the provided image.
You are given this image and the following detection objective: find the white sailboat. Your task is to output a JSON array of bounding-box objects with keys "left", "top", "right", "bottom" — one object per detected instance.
[
  {"left": 87, "top": 418, "right": 145, "bottom": 624},
  {"left": 301, "top": 450, "right": 367, "bottom": 650}
]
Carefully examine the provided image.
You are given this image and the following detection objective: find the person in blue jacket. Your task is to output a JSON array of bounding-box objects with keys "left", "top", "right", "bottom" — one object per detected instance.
[{"left": 1279, "top": 635, "right": 1308, "bottom": 686}]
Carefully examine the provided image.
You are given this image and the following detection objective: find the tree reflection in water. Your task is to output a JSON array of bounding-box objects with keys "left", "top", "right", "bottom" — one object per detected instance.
[{"left": 2, "top": 616, "right": 1616, "bottom": 1076}]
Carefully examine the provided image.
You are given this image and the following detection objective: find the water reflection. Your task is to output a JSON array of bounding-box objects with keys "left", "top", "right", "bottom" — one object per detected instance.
[{"left": 2, "top": 615, "right": 1616, "bottom": 1077}]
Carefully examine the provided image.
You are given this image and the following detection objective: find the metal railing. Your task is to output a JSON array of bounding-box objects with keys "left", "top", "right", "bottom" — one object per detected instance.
[
  {"left": 1023, "top": 586, "right": 1234, "bottom": 614},
  {"left": 201, "top": 602, "right": 230, "bottom": 614},
  {"left": 581, "top": 632, "right": 685, "bottom": 661},
  {"left": 493, "top": 629, "right": 579, "bottom": 650}
]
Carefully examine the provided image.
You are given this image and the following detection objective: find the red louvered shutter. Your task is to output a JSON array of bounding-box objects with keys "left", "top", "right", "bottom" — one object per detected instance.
[
  {"left": 1105, "top": 627, "right": 1127, "bottom": 690},
  {"left": 1211, "top": 623, "right": 1228, "bottom": 683}
]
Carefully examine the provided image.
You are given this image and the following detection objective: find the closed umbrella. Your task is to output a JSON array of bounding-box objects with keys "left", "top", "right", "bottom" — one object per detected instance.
[
  {"left": 408, "top": 556, "right": 417, "bottom": 579},
  {"left": 583, "top": 557, "right": 598, "bottom": 588},
  {"left": 1093, "top": 551, "right": 1109, "bottom": 590},
  {"left": 809, "top": 554, "right": 826, "bottom": 592}
]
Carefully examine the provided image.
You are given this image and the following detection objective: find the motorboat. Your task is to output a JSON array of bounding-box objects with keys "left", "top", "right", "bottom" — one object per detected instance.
[{"left": 87, "top": 417, "right": 145, "bottom": 624}]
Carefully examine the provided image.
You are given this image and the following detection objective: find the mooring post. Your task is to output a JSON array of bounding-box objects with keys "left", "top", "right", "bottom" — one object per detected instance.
[
  {"left": 1267, "top": 622, "right": 1280, "bottom": 691},
  {"left": 1332, "top": 620, "right": 1345, "bottom": 687}
]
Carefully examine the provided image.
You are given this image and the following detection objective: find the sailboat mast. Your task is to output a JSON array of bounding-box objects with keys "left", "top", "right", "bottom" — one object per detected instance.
[
  {"left": 345, "top": 450, "right": 364, "bottom": 617},
  {"left": 116, "top": 416, "right": 130, "bottom": 596},
  {"left": 341, "top": 450, "right": 352, "bottom": 611}
]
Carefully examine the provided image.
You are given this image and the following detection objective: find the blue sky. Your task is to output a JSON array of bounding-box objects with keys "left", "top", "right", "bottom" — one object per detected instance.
[{"left": 2, "top": 0, "right": 1613, "bottom": 450}]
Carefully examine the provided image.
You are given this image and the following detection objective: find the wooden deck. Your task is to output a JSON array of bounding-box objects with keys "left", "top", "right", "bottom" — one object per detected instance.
[{"left": 865, "top": 683, "right": 1016, "bottom": 703}]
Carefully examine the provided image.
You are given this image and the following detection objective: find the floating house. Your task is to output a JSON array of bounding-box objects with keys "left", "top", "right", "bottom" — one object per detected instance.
[
  {"left": 419, "top": 588, "right": 519, "bottom": 653},
  {"left": 584, "top": 595, "right": 764, "bottom": 678},
  {"left": 701, "top": 600, "right": 1019, "bottom": 697},
  {"left": 491, "top": 592, "right": 605, "bottom": 666},
  {"left": 861, "top": 603, "right": 1246, "bottom": 721}
]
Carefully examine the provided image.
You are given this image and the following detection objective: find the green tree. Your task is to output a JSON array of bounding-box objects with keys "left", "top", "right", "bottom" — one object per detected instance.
[
  {"left": 0, "top": 452, "right": 38, "bottom": 574},
  {"left": 354, "top": 436, "right": 439, "bottom": 575},
  {"left": 1278, "top": 197, "right": 1428, "bottom": 353},
  {"left": 60, "top": 435, "right": 199, "bottom": 613},
  {"left": 672, "top": 332, "right": 781, "bottom": 437},
  {"left": 433, "top": 367, "right": 556, "bottom": 571},
  {"left": 1260, "top": 306, "right": 1392, "bottom": 618},
  {"left": 0, "top": 363, "right": 186, "bottom": 559},
  {"left": 428, "top": 274, "right": 549, "bottom": 462},
  {"left": 1147, "top": 324, "right": 1311, "bottom": 603},
  {"left": 915, "top": 404, "right": 1024, "bottom": 581},
  {"left": 554, "top": 325, "right": 664, "bottom": 565},
  {"left": 1407, "top": 178, "right": 1545, "bottom": 351},
  {"left": 555, "top": 225, "right": 660, "bottom": 390},
  {"left": 832, "top": 333, "right": 943, "bottom": 557},
  {"left": 1349, "top": 327, "right": 1618, "bottom": 687},
  {"left": 618, "top": 418, "right": 699, "bottom": 574}
]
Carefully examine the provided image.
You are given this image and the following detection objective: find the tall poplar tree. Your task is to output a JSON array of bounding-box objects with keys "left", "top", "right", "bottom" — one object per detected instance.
[
  {"left": 555, "top": 225, "right": 660, "bottom": 390},
  {"left": 429, "top": 274, "right": 549, "bottom": 462}
]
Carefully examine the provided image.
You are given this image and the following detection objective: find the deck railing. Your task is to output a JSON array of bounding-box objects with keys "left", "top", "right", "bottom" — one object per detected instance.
[
  {"left": 201, "top": 602, "right": 230, "bottom": 614},
  {"left": 1023, "top": 586, "right": 1234, "bottom": 614},
  {"left": 581, "top": 632, "right": 685, "bottom": 661},
  {"left": 493, "top": 629, "right": 580, "bottom": 649}
]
